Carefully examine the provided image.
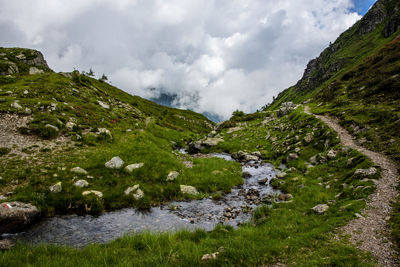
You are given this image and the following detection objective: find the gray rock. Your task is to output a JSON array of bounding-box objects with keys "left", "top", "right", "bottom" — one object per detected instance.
[
  {"left": 166, "top": 171, "right": 179, "bottom": 181},
  {"left": 82, "top": 190, "right": 103, "bottom": 198},
  {"left": 11, "top": 101, "right": 22, "bottom": 109},
  {"left": 66, "top": 122, "right": 77, "bottom": 131},
  {"left": 45, "top": 124, "right": 59, "bottom": 132},
  {"left": 354, "top": 167, "right": 377, "bottom": 177},
  {"left": 276, "top": 171, "right": 287, "bottom": 179},
  {"left": 312, "top": 204, "right": 329, "bottom": 214},
  {"left": 277, "top": 102, "right": 295, "bottom": 117},
  {"left": 24, "top": 107, "right": 32, "bottom": 115},
  {"left": 327, "top": 150, "right": 337, "bottom": 159},
  {"left": 180, "top": 185, "right": 199, "bottom": 195},
  {"left": 70, "top": 167, "right": 88, "bottom": 175},
  {"left": 124, "top": 185, "right": 144, "bottom": 200},
  {"left": 105, "top": 156, "right": 124, "bottom": 169},
  {"left": 97, "top": 100, "right": 110, "bottom": 109},
  {"left": 0, "top": 202, "right": 39, "bottom": 233},
  {"left": 0, "top": 239, "right": 14, "bottom": 250},
  {"left": 29, "top": 67, "right": 44, "bottom": 75},
  {"left": 74, "top": 180, "right": 89, "bottom": 188},
  {"left": 304, "top": 132, "right": 314, "bottom": 143},
  {"left": 287, "top": 153, "right": 299, "bottom": 161},
  {"left": 124, "top": 163, "right": 144, "bottom": 173},
  {"left": 49, "top": 182, "right": 62, "bottom": 193}
]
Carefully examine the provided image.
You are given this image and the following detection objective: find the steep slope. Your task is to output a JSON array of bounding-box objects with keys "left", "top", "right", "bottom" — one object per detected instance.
[
  {"left": 265, "top": 0, "right": 400, "bottom": 259},
  {"left": 0, "top": 47, "right": 243, "bottom": 218},
  {"left": 268, "top": 0, "right": 400, "bottom": 108}
]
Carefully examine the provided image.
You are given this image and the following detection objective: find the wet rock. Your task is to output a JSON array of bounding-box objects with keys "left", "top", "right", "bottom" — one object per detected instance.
[
  {"left": 0, "top": 202, "right": 39, "bottom": 233},
  {"left": 232, "top": 151, "right": 259, "bottom": 162},
  {"left": 71, "top": 167, "right": 88, "bottom": 175},
  {"left": 252, "top": 151, "right": 262, "bottom": 158},
  {"left": 74, "top": 180, "right": 89, "bottom": 188},
  {"left": 354, "top": 167, "right": 377, "bottom": 177},
  {"left": 180, "top": 185, "right": 199, "bottom": 195},
  {"left": 105, "top": 156, "right": 124, "bottom": 169},
  {"left": 124, "top": 163, "right": 144, "bottom": 173},
  {"left": 276, "top": 171, "right": 287, "bottom": 179},
  {"left": 312, "top": 204, "right": 329, "bottom": 214},
  {"left": 166, "top": 171, "right": 179, "bottom": 181},
  {"left": 327, "top": 150, "right": 337, "bottom": 159},
  {"left": 258, "top": 177, "right": 268, "bottom": 184},
  {"left": 82, "top": 190, "right": 103, "bottom": 198},
  {"left": 278, "top": 193, "right": 293, "bottom": 201},
  {"left": 50, "top": 182, "right": 62, "bottom": 193}
]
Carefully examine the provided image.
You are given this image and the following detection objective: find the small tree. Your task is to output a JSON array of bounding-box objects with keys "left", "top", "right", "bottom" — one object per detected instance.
[
  {"left": 87, "top": 68, "right": 95, "bottom": 77},
  {"left": 99, "top": 74, "right": 108, "bottom": 82}
]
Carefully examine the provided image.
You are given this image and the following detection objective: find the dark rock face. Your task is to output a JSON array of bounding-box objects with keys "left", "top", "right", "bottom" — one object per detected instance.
[
  {"left": 384, "top": 14, "right": 400, "bottom": 37},
  {"left": 0, "top": 202, "right": 39, "bottom": 233},
  {"left": 357, "top": 1, "right": 386, "bottom": 35},
  {"left": 18, "top": 51, "right": 49, "bottom": 68}
]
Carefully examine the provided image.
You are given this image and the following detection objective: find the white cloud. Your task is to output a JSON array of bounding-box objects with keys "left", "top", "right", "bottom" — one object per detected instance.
[{"left": 0, "top": 0, "right": 361, "bottom": 119}]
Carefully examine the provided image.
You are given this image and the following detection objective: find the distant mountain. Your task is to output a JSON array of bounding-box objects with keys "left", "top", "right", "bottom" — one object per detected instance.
[{"left": 150, "top": 92, "right": 223, "bottom": 122}]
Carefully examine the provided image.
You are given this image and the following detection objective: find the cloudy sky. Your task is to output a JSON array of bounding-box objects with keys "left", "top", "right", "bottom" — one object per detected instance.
[{"left": 0, "top": 0, "right": 376, "bottom": 119}]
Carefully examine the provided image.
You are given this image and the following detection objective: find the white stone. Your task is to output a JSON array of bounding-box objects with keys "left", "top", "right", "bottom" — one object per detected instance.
[
  {"left": 70, "top": 167, "right": 88, "bottom": 175},
  {"left": 312, "top": 204, "right": 329, "bottom": 214},
  {"left": 124, "top": 163, "right": 144, "bottom": 173},
  {"left": 49, "top": 182, "right": 62, "bottom": 193},
  {"left": 29, "top": 67, "right": 44, "bottom": 75},
  {"left": 82, "top": 190, "right": 103, "bottom": 198},
  {"left": 66, "top": 122, "right": 77, "bottom": 131},
  {"left": 166, "top": 171, "right": 179, "bottom": 181},
  {"left": 11, "top": 101, "right": 22, "bottom": 109},
  {"left": 97, "top": 100, "right": 110, "bottom": 109},
  {"left": 180, "top": 185, "right": 199, "bottom": 195},
  {"left": 105, "top": 156, "right": 124, "bottom": 169},
  {"left": 74, "top": 180, "right": 89, "bottom": 188}
]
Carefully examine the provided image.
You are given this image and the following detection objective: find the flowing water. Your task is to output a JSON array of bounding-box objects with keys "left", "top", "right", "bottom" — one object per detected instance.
[{"left": 9, "top": 153, "right": 281, "bottom": 247}]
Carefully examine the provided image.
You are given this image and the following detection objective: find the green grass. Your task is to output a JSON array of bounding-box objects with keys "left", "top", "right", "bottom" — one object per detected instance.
[{"left": 0, "top": 107, "right": 378, "bottom": 265}]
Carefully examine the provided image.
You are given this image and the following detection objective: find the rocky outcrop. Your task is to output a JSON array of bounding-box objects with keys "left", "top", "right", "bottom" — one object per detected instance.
[
  {"left": 105, "top": 156, "right": 124, "bottom": 169},
  {"left": 188, "top": 137, "right": 224, "bottom": 153},
  {"left": 0, "top": 202, "right": 39, "bottom": 233},
  {"left": 277, "top": 102, "right": 295, "bottom": 117}
]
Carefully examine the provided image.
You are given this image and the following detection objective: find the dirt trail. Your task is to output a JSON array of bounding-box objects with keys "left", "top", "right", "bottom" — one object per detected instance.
[{"left": 304, "top": 106, "right": 399, "bottom": 266}]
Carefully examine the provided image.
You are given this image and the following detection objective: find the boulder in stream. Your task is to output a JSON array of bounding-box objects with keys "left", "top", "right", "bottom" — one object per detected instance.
[{"left": 0, "top": 202, "right": 39, "bottom": 233}]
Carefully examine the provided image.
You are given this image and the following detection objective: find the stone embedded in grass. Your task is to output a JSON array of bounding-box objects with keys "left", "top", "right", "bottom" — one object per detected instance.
[
  {"left": 0, "top": 239, "right": 13, "bottom": 250},
  {"left": 97, "top": 100, "right": 110, "bottom": 110},
  {"left": 105, "top": 156, "right": 124, "bottom": 169},
  {"left": 124, "top": 163, "right": 144, "bottom": 173},
  {"left": 23, "top": 90, "right": 29, "bottom": 95},
  {"left": 97, "top": 128, "right": 112, "bottom": 139},
  {"left": 45, "top": 124, "right": 59, "bottom": 133},
  {"left": 74, "top": 180, "right": 89, "bottom": 188},
  {"left": 304, "top": 132, "right": 314, "bottom": 143},
  {"left": 24, "top": 107, "right": 31, "bottom": 115},
  {"left": 10, "top": 101, "right": 22, "bottom": 109},
  {"left": 82, "top": 190, "right": 103, "bottom": 198},
  {"left": 70, "top": 167, "right": 88, "bottom": 175},
  {"left": 180, "top": 185, "right": 199, "bottom": 195},
  {"left": 166, "top": 171, "right": 179, "bottom": 181},
  {"left": 278, "top": 193, "right": 293, "bottom": 201},
  {"left": 354, "top": 167, "right": 377, "bottom": 177},
  {"left": 29, "top": 67, "right": 44, "bottom": 75},
  {"left": 327, "top": 150, "right": 337, "bottom": 159},
  {"left": 201, "top": 252, "right": 220, "bottom": 262},
  {"left": 49, "top": 182, "right": 62, "bottom": 193},
  {"left": 276, "top": 171, "right": 287, "bottom": 179},
  {"left": 124, "top": 184, "right": 144, "bottom": 200},
  {"left": 312, "top": 204, "right": 329, "bottom": 214},
  {"left": 287, "top": 153, "right": 299, "bottom": 161},
  {"left": 66, "top": 122, "right": 77, "bottom": 131}
]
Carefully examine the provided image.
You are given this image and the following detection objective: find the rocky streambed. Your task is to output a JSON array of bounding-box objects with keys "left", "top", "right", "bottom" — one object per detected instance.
[{"left": 3, "top": 153, "right": 282, "bottom": 247}]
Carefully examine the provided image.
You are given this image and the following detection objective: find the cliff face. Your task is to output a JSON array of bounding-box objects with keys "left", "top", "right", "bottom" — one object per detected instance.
[
  {"left": 0, "top": 48, "right": 50, "bottom": 76},
  {"left": 271, "top": 0, "right": 400, "bottom": 105}
]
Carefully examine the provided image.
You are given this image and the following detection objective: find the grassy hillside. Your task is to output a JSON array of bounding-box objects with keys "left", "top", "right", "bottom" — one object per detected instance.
[
  {"left": 1, "top": 107, "right": 379, "bottom": 266},
  {"left": 0, "top": 47, "right": 245, "bottom": 216}
]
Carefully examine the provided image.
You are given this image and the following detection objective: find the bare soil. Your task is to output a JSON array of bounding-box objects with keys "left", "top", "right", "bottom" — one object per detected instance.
[{"left": 305, "top": 106, "right": 399, "bottom": 266}]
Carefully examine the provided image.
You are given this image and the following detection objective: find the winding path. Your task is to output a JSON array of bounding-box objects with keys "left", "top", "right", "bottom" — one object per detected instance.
[{"left": 304, "top": 106, "right": 399, "bottom": 266}]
